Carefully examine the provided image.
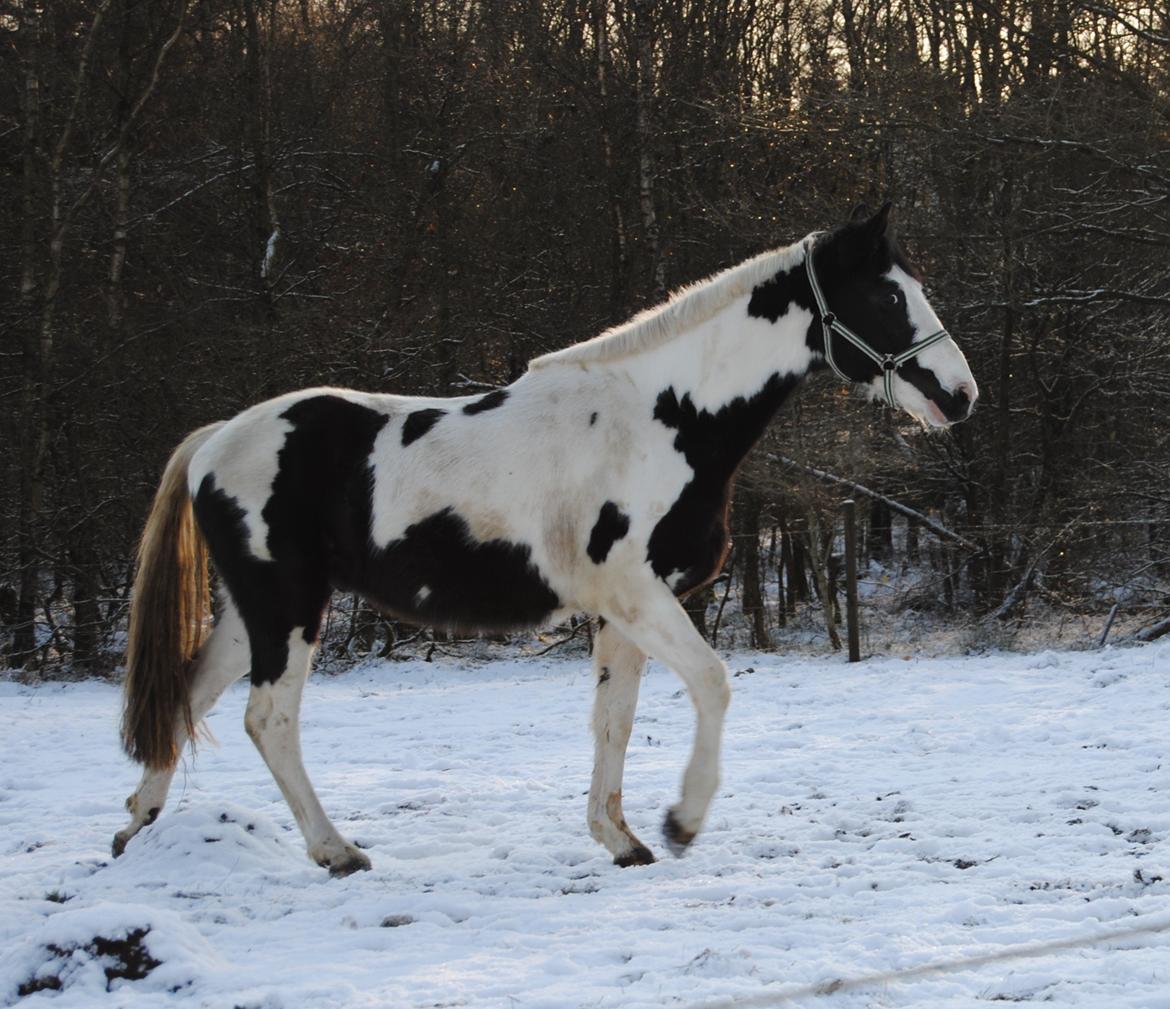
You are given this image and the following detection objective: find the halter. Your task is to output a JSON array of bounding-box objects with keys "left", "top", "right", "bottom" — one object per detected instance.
[{"left": 803, "top": 237, "right": 952, "bottom": 408}]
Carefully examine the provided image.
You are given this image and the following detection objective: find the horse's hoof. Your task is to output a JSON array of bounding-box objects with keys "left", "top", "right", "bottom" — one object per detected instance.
[
  {"left": 111, "top": 833, "right": 128, "bottom": 859},
  {"left": 614, "top": 843, "right": 656, "bottom": 867},
  {"left": 321, "top": 848, "right": 372, "bottom": 878},
  {"left": 662, "top": 811, "right": 696, "bottom": 857}
]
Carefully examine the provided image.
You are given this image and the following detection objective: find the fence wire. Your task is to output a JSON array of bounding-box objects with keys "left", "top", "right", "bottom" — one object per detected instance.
[{"left": 683, "top": 912, "right": 1170, "bottom": 1009}]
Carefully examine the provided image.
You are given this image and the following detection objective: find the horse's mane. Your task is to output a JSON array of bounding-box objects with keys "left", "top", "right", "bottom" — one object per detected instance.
[{"left": 529, "top": 238, "right": 810, "bottom": 370}]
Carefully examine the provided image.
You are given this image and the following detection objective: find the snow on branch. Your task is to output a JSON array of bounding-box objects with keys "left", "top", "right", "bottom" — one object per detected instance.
[{"left": 261, "top": 228, "right": 280, "bottom": 280}]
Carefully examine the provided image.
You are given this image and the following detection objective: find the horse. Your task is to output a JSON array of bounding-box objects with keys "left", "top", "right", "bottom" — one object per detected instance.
[{"left": 113, "top": 203, "right": 977, "bottom": 875}]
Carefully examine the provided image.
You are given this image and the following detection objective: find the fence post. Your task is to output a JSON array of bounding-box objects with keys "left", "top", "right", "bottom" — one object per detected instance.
[{"left": 842, "top": 499, "right": 861, "bottom": 662}]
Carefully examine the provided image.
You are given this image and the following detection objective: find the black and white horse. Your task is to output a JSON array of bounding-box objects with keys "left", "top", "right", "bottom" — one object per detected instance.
[{"left": 114, "top": 204, "right": 977, "bottom": 875}]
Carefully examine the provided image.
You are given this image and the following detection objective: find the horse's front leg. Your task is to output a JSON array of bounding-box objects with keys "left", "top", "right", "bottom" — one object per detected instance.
[
  {"left": 605, "top": 585, "right": 731, "bottom": 855},
  {"left": 588, "top": 621, "right": 654, "bottom": 866}
]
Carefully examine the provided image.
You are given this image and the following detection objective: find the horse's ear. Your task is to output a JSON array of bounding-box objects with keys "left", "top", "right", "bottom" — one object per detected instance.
[
  {"left": 834, "top": 201, "right": 893, "bottom": 267},
  {"left": 861, "top": 202, "right": 893, "bottom": 238}
]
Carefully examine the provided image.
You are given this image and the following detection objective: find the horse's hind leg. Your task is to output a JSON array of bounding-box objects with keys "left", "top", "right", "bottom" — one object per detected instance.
[
  {"left": 244, "top": 626, "right": 370, "bottom": 877},
  {"left": 588, "top": 621, "right": 654, "bottom": 866},
  {"left": 113, "top": 601, "right": 250, "bottom": 857}
]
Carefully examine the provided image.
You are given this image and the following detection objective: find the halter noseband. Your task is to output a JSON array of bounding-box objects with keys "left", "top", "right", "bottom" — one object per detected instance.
[{"left": 803, "top": 237, "right": 952, "bottom": 408}]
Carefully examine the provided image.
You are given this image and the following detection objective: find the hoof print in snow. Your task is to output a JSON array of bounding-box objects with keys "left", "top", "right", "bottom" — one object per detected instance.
[
  {"left": 380, "top": 914, "right": 414, "bottom": 928},
  {"left": 19, "top": 927, "right": 161, "bottom": 997},
  {"left": 614, "top": 844, "right": 656, "bottom": 867},
  {"left": 662, "top": 811, "right": 695, "bottom": 856},
  {"left": 953, "top": 858, "right": 978, "bottom": 870}
]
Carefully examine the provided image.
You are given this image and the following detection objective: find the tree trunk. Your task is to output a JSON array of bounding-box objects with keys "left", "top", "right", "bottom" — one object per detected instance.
[
  {"left": 805, "top": 510, "right": 842, "bottom": 651},
  {"left": 987, "top": 170, "right": 1017, "bottom": 609},
  {"left": 632, "top": 0, "right": 666, "bottom": 301},
  {"left": 683, "top": 585, "right": 712, "bottom": 640},
  {"left": 869, "top": 497, "right": 893, "bottom": 562},
  {"left": 244, "top": 0, "right": 280, "bottom": 307},
  {"left": 784, "top": 516, "right": 809, "bottom": 609},
  {"left": 736, "top": 487, "right": 768, "bottom": 648},
  {"left": 69, "top": 551, "right": 102, "bottom": 672},
  {"left": 12, "top": 0, "right": 44, "bottom": 666},
  {"left": 592, "top": 0, "right": 630, "bottom": 316}
]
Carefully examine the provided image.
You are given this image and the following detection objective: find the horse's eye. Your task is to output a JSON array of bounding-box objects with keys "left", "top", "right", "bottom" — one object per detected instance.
[{"left": 887, "top": 292, "right": 900, "bottom": 306}]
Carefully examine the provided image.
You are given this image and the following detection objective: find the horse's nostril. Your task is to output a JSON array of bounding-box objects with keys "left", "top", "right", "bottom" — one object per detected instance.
[{"left": 954, "top": 381, "right": 977, "bottom": 409}]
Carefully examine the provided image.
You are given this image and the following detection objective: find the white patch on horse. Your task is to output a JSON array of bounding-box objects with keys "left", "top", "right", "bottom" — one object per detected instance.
[
  {"left": 619, "top": 292, "right": 815, "bottom": 418},
  {"left": 532, "top": 242, "right": 815, "bottom": 417},
  {"left": 189, "top": 409, "right": 292, "bottom": 560},
  {"left": 365, "top": 370, "right": 692, "bottom": 616},
  {"left": 531, "top": 241, "right": 809, "bottom": 374},
  {"left": 875, "top": 265, "right": 979, "bottom": 426}
]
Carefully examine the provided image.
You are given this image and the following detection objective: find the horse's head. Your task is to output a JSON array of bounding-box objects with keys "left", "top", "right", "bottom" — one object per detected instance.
[{"left": 807, "top": 203, "right": 977, "bottom": 427}]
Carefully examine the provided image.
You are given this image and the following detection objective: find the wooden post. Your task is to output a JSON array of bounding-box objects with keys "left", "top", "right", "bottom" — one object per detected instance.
[
  {"left": 1097, "top": 602, "right": 1120, "bottom": 649},
  {"left": 843, "top": 499, "right": 861, "bottom": 662}
]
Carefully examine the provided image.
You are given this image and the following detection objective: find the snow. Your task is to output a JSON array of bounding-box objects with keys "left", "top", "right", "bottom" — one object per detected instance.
[
  {"left": 260, "top": 228, "right": 279, "bottom": 280},
  {"left": 2, "top": 642, "right": 1170, "bottom": 1008}
]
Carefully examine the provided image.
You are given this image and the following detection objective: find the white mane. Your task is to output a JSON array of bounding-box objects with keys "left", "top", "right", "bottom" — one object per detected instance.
[{"left": 529, "top": 237, "right": 811, "bottom": 370}]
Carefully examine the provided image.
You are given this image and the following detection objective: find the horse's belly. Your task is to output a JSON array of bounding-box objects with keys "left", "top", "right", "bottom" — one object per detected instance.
[{"left": 335, "top": 508, "right": 563, "bottom": 633}]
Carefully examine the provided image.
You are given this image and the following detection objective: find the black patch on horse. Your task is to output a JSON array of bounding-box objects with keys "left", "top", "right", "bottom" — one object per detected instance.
[
  {"left": 195, "top": 476, "right": 330, "bottom": 685},
  {"left": 349, "top": 508, "right": 560, "bottom": 633},
  {"left": 587, "top": 502, "right": 630, "bottom": 564},
  {"left": 747, "top": 263, "right": 816, "bottom": 326},
  {"left": 402, "top": 408, "right": 445, "bottom": 446},
  {"left": 589, "top": 412, "right": 598, "bottom": 426},
  {"left": 647, "top": 373, "right": 800, "bottom": 594},
  {"left": 195, "top": 395, "right": 389, "bottom": 685},
  {"left": 462, "top": 389, "right": 509, "bottom": 415},
  {"left": 897, "top": 360, "right": 971, "bottom": 422}
]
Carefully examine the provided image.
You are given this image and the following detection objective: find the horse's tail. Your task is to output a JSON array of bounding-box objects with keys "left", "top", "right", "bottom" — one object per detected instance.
[{"left": 121, "top": 421, "right": 225, "bottom": 770}]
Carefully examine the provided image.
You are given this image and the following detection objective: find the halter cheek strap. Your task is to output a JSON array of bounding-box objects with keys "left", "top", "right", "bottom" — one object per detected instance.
[{"left": 803, "top": 237, "right": 952, "bottom": 408}]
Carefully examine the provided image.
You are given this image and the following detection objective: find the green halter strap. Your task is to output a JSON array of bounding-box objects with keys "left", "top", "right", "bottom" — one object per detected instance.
[{"left": 803, "top": 237, "right": 952, "bottom": 408}]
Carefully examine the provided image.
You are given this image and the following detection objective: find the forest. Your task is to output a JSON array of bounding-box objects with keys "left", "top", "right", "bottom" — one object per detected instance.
[{"left": 2, "top": 0, "right": 1168, "bottom": 672}]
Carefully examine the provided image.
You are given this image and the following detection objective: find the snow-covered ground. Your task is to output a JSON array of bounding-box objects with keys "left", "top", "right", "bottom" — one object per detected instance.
[{"left": 2, "top": 642, "right": 1169, "bottom": 1008}]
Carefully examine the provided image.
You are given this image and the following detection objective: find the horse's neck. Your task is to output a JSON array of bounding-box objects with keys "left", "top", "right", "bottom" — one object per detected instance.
[{"left": 615, "top": 275, "right": 815, "bottom": 435}]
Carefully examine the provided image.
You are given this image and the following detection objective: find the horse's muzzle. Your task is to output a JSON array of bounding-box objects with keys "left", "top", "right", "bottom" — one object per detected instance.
[{"left": 934, "top": 380, "right": 978, "bottom": 424}]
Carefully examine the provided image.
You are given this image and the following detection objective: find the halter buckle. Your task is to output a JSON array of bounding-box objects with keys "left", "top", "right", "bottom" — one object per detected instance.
[
  {"left": 822, "top": 313, "right": 835, "bottom": 328},
  {"left": 882, "top": 355, "right": 896, "bottom": 371}
]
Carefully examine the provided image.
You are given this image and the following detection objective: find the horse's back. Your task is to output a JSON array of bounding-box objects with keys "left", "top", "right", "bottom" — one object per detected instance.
[{"left": 182, "top": 378, "right": 630, "bottom": 633}]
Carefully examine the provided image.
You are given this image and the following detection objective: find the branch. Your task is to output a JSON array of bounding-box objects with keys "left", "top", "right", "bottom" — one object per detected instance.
[
  {"left": 1135, "top": 616, "right": 1170, "bottom": 644},
  {"left": 1022, "top": 289, "right": 1170, "bottom": 309},
  {"left": 1067, "top": 3, "right": 1170, "bottom": 48},
  {"left": 990, "top": 515, "right": 1083, "bottom": 621},
  {"left": 49, "top": 0, "right": 115, "bottom": 176},
  {"left": 770, "top": 455, "right": 982, "bottom": 552},
  {"left": 60, "top": 2, "right": 188, "bottom": 232},
  {"left": 528, "top": 618, "right": 592, "bottom": 657}
]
